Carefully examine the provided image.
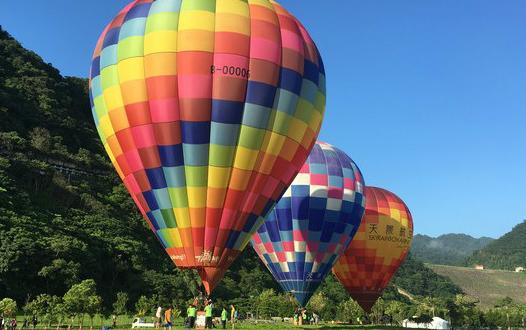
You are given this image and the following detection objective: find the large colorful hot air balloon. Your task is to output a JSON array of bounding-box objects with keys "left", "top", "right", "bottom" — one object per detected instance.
[
  {"left": 89, "top": 0, "right": 326, "bottom": 293},
  {"left": 251, "top": 142, "right": 366, "bottom": 306},
  {"left": 333, "top": 187, "right": 413, "bottom": 312}
]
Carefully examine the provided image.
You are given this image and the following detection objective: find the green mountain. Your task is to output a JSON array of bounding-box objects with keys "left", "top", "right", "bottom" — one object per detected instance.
[
  {"left": 411, "top": 234, "right": 494, "bottom": 266},
  {"left": 466, "top": 220, "right": 526, "bottom": 270},
  {"left": 0, "top": 26, "right": 200, "bottom": 308},
  {"left": 0, "top": 27, "right": 460, "bottom": 316}
]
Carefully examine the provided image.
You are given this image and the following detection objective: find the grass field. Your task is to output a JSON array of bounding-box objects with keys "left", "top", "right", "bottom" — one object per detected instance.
[
  {"left": 11, "top": 315, "right": 405, "bottom": 330},
  {"left": 428, "top": 264, "right": 526, "bottom": 309},
  {"left": 11, "top": 315, "right": 403, "bottom": 330}
]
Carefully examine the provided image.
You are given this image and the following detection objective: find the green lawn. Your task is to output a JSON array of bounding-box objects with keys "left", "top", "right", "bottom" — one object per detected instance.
[
  {"left": 232, "top": 324, "right": 403, "bottom": 330},
  {"left": 12, "top": 315, "right": 403, "bottom": 330}
]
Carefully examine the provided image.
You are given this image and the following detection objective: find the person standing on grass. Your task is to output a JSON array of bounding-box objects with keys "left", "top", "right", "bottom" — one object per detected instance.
[
  {"left": 31, "top": 316, "right": 37, "bottom": 330},
  {"left": 187, "top": 303, "right": 197, "bottom": 329},
  {"left": 229, "top": 305, "right": 236, "bottom": 330},
  {"left": 164, "top": 306, "right": 173, "bottom": 330},
  {"left": 220, "top": 307, "right": 227, "bottom": 329},
  {"left": 155, "top": 305, "right": 162, "bottom": 329},
  {"left": 204, "top": 300, "right": 213, "bottom": 329}
]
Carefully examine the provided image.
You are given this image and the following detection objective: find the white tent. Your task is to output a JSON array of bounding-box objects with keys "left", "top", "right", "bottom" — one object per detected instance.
[{"left": 402, "top": 317, "right": 450, "bottom": 329}]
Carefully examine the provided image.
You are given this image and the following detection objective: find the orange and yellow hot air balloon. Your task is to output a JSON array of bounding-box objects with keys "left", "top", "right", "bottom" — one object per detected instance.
[
  {"left": 88, "top": 0, "right": 325, "bottom": 294},
  {"left": 332, "top": 187, "right": 413, "bottom": 312}
]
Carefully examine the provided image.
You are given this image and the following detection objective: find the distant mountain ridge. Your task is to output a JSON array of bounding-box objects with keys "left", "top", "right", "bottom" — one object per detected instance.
[
  {"left": 466, "top": 220, "right": 526, "bottom": 270},
  {"left": 411, "top": 233, "right": 494, "bottom": 266}
]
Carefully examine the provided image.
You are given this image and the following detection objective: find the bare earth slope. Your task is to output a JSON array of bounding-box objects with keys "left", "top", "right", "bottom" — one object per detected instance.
[{"left": 428, "top": 264, "right": 526, "bottom": 309}]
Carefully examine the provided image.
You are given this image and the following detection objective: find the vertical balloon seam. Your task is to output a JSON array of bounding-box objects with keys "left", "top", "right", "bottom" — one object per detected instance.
[
  {"left": 330, "top": 147, "right": 352, "bottom": 274},
  {"left": 121, "top": 1, "right": 169, "bottom": 247},
  {"left": 303, "top": 143, "right": 322, "bottom": 303},
  {"left": 167, "top": 0, "right": 188, "bottom": 266},
  {"left": 137, "top": 0, "right": 169, "bottom": 236},
  {"left": 176, "top": 0, "right": 196, "bottom": 266},
  {"left": 218, "top": 0, "right": 284, "bottom": 265},
  {"left": 309, "top": 143, "right": 328, "bottom": 289},
  {"left": 91, "top": 5, "right": 131, "bottom": 184},
  {"left": 211, "top": 0, "right": 252, "bottom": 267},
  {"left": 93, "top": 1, "right": 159, "bottom": 241},
  {"left": 166, "top": 0, "right": 192, "bottom": 267},
  {"left": 227, "top": 0, "right": 285, "bottom": 254},
  {"left": 208, "top": 0, "right": 264, "bottom": 266},
  {"left": 253, "top": 1, "right": 292, "bottom": 294},
  {"left": 187, "top": 0, "right": 211, "bottom": 266},
  {"left": 134, "top": 0, "right": 161, "bottom": 226},
  {"left": 336, "top": 150, "right": 356, "bottom": 256},
  {"left": 97, "top": 0, "right": 141, "bottom": 224},
  {"left": 265, "top": 0, "right": 295, "bottom": 297},
  {"left": 197, "top": 0, "right": 216, "bottom": 265},
  {"left": 319, "top": 145, "right": 342, "bottom": 280},
  {"left": 205, "top": 0, "right": 230, "bottom": 266},
  {"left": 305, "top": 145, "right": 318, "bottom": 298},
  {"left": 252, "top": 2, "right": 330, "bottom": 298},
  {"left": 287, "top": 6, "right": 314, "bottom": 301},
  {"left": 145, "top": 0, "right": 190, "bottom": 265},
  {"left": 128, "top": 1, "right": 173, "bottom": 260}
]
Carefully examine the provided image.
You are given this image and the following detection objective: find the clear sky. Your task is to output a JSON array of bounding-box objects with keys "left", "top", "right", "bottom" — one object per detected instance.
[{"left": 1, "top": 1, "right": 525, "bottom": 238}]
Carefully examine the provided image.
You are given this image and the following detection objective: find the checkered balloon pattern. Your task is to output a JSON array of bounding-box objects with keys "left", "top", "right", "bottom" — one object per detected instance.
[
  {"left": 88, "top": 0, "right": 325, "bottom": 293},
  {"left": 251, "top": 142, "right": 366, "bottom": 306},
  {"left": 332, "top": 187, "right": 413, "bottom": 312}
]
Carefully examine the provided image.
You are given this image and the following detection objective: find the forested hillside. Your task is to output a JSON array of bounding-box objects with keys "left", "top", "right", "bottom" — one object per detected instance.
[
  {"left": 0, "top": 26, "right": 197, "bottom": 309},
  {"left": 411, "top": 234, "right": 493, "bottom": 266},
  {"left": 466, "top": 220, "right": 526, "bottom": 270},
  {"left": 0, "top": 27, "right": 461, "bottom": 318}
]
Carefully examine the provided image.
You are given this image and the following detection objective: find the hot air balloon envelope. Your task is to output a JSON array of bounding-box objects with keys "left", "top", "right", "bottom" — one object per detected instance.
[
  {"left": 89, "top": 0, "right": 326, "bottom": 293},
  {"left": 251, "top": 142, "right": 366, "bottom": 306},
  {"left": 333, "top": 187, "right": 413, "bottom": 312}
]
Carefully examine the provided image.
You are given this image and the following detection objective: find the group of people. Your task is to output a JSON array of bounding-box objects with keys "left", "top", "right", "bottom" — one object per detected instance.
[
  {"left": 0, "top": 318, "right": 16, "bottom": 330},
  {"left": 153, "top": 300, "right": 237, "bottom": 329},
  {"left": 154, "top": 305, "right": 174, "bottom": 330},
  {"left": 192, "top": 300, "right": 237, "bottom": 329},
  {"left": 293, "top": 308, "right": 319, "bottom": 326},
  {"left": 0, "top": 316, "right": 38, "bottom": 330}
]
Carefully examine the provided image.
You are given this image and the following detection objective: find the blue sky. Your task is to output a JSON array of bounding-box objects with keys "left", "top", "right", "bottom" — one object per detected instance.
[{"left": 1, "top": 1, "right": 525, "bottom": 238}]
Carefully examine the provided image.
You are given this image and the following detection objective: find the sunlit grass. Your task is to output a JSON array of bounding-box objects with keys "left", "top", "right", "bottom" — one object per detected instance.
[{"left": 13, "top": 315, "right": 404, "bottom": 330}]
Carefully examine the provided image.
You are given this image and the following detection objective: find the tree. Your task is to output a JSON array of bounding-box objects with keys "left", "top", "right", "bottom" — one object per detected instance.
[
  {"left": 135, "top": 296, "right": 155, "bottom": 317},
  {"left": 86, "top": 295, "right": 102, "bottom": 330},
  {"left": 385, "top": 300, "right": 410, "bottom": 325},
  {"left": 63, "top": 279, "right": 101, "bottom": 328},
  {"left": 29, "top": 127, "right": 52, "bottom": 152},
  {"left": 493, "top": 296, "right": 517, "bottom": 329},
  {"left": 0, "top": 298, "right": 17, "bottom": 317},
  {"left": 336, "top": 298, "right": 364, "bottom": 324},
  {"left": 449, "top": 295, "right": 483, "bottom": 327},
  {"left": 416, "top": 297, "right": 448, "bottom": 320},
  {"left": 112, "top": 292, "right": 129, "bottom": 327},
  {"left": 24, "top": 294, "right": 62, "bottom": 329},
  {"left": 251, "top": 289, "right": 294, "bottom": 319},
  {"left": 370, "top": 298, "right": 387, "bottom": 324},
  {"left": 253, "top": 289, "right": 276, "bottom": 319},
  {"left": 307, "top": 292, "right": 328, "bottom": 316}
]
